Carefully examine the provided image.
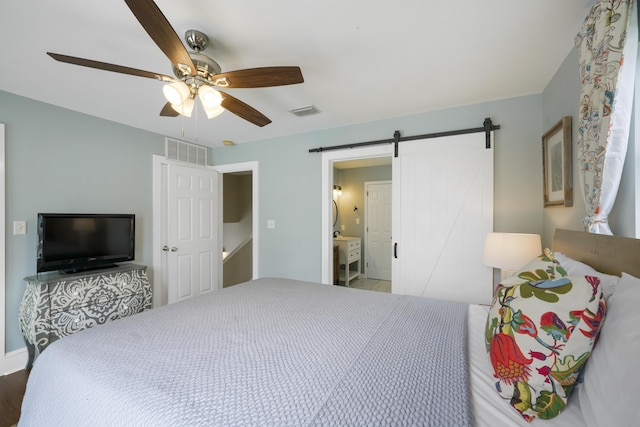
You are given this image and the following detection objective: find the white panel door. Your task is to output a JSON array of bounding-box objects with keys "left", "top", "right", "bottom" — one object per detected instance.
[
  {"left": 365, "top": 181, "right": 392, "bottom": 281},
  {"left": 167, "top": 163, "right": 219, "bottom": 304},
  {"left": 392, "top": 132, "right": 493, "bottom": 305}
]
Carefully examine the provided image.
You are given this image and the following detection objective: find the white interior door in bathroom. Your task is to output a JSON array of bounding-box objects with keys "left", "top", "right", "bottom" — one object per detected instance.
[{"left": 365, "top": 181, "right": 392, "bottom": 281}]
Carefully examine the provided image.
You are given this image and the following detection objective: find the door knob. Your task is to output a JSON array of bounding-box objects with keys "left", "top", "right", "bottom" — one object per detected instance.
[
  {"left": 162, "top": 245, "right": 169, "bottom": 252},
  {"left": 171, "top": 247, "right": 178, "bottom": 252}
]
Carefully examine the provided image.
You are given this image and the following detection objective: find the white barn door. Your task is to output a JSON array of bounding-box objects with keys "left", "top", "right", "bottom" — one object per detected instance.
[
  {"left": 392, "top": 132, "right": 493, "bottom": 305},
  {"left": 167, "top": 163, "right": 220, "bottom": 304}
]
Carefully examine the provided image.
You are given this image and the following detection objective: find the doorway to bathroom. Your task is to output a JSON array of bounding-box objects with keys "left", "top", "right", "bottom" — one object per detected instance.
[{"left": 332, "top": 157, "right": 392, "bottom": 293}]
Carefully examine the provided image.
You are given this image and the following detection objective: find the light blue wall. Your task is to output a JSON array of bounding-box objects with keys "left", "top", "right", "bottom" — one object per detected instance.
[
  {"left": 3, "top": 63, "right": 576, "bottom": 354},
  {"left": 1, "top": 90, "right": 166, "bottom": 352},
  {"left": 4, "top": 44, "right": 637, "bottom": 356},
  {"left": 335, "top": 165, "right": 392, "bottom": 240},
  {"left": 212, "top": 95, "right": 545, "bottom": 282},
  {"left": 541, "top": 48, "right": 585, "bottom": 247}
]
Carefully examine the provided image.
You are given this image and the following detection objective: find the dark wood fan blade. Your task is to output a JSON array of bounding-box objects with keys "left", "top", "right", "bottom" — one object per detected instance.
[
  {"left": 219, "top": 91, "right": 271, "bottom": 127},
  {"left": 213, "top": 67, "right": 304, "bottom": 88},
  {"left": 124, "top": 0, "right": 196, "bottom": 76},
  {"left": 47, "top": 52, "right": 174, "bottom": 81},
  {"left": 160, "top": 102, "right": 180, "bottom": 117}
]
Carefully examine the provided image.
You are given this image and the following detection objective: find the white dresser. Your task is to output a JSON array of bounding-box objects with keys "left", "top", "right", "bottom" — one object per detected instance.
[{"left": 333, "top": 236, "right": 361, "bottom": 286}]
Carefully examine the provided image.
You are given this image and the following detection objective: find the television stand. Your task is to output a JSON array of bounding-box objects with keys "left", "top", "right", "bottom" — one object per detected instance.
[
  {"left": 19, "top": 263, "right": 151, "bottom": 370},
  {"left": 60, "top": 264, "right": 117, "bottom": 274}
]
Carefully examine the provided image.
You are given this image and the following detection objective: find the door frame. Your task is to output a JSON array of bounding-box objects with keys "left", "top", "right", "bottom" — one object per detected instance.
[
  {"left": 213, "top": 161, "right": 259, "bottom": 284},
  {"left": 321, "top": 145, "right": 393, "bottom": 285},
  {"left": 152, "top": 156, "right": 259, "bottom": 307},
  {"left": 0, "top": 124, "right": 26, "bottom": 374}
]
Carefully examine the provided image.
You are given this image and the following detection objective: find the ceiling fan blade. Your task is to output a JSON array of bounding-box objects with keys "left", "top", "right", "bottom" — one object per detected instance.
[
  {"left": 213, "top": 67, "right": 304, "bottom": 88},
  {"left": 47, "top": 52, "right": 174, "bottom": 81},
  {"left": 160, "top": 102, "right": 180, "bottom": 117},
  {"left": 124, "top": 0, "right": 196, "bottom": 76},
  {"left": 219, "top": 91, "right": 271, "bottom": 127}
]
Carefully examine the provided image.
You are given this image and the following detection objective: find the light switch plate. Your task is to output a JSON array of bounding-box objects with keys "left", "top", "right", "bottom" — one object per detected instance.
[
  {"left": 13, "top": 220, "right": 26, "bottom": 235},
  {"left": 267, "top": 219, "right": 275, "bottom": 229}
]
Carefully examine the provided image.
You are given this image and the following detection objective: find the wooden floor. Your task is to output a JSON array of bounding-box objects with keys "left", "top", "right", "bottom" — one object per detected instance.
[{"left": 0, "top": 370, "right": 28, "bottom": 427}]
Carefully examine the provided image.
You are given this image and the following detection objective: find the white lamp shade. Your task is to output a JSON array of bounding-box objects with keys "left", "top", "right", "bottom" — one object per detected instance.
[
  {"left": 203, "top": 104, "right": 225, "bottom": 119},
  {"left": 198, "top": 85, "right": 222, "bottom": 109},
  {"left": 170, "top": 97, "right": 195, "bottom": 117},
  {"left": 482, "top": 232, "right": 542, "bottom": 270},
  {"left": 163, "top": 81, "right": 190, "bottom": 106}
]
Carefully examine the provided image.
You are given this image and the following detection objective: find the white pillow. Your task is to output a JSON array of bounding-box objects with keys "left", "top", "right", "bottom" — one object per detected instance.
[
  {"left": 554, "top": 252, "right": 620, "bottom": 299},
  {"left": 578, "top": 272, "right": 640, "bottom": 426}
]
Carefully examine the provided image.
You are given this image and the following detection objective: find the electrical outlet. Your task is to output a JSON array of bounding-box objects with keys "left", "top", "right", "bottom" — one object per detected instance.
[
  {"left": 341, "top": 224, "right": 345, "bottom": 231},
  {"left": 267, "top": 219, "right": 275, "bottom": 229},
  {"left": 13, "top": 220, "right": 26, "bottom": 235}
]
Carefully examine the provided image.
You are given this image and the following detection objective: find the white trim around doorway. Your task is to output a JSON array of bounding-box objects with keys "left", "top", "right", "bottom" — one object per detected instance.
[
  {"left": 0, "top": 124, "right": 28, "bottom": 375},
  {"left": 212, "top": 161, "right": 259, "bottom": 282},
  {"left": 321, "top": 145, "right": 393, "bottom": 285}
]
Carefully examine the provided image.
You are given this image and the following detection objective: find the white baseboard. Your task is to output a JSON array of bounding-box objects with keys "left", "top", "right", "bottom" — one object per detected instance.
[{"left": 1, "top": 347, "right": 28, "bottom": 375}]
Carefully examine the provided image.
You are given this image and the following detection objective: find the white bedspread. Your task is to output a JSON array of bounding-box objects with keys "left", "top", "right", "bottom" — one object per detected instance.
[{"left": 20, "top": 278, "right": 472, "bottom": 426}]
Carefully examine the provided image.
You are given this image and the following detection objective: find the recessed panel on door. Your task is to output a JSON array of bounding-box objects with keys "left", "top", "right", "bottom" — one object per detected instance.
[
  {"left": 199, "top": 198, "right": 212, "bottom": 238},
  {"left": 177, "top": 254, "right": 193, "bottom": 300},
  {"left": 199, "top": 251, "right": 213, "bottom": 293}
]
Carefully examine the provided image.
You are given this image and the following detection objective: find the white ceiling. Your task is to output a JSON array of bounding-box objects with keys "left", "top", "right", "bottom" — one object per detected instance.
[{"left": 0, "top": 0, "right": 594, "bottom": 148}]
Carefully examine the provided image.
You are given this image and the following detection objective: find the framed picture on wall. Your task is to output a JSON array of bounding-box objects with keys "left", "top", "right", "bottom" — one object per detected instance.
[{"left": 542, "top": 116, "right": 573, "bottom": 207}]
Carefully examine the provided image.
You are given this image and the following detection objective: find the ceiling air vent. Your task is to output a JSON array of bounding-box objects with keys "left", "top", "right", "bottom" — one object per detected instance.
[
  {"left": 165, "top": 138, "right": 208, "bottom": 166},
  {"left": 289, "top": 105, "right": 320, "bottom": 117}
]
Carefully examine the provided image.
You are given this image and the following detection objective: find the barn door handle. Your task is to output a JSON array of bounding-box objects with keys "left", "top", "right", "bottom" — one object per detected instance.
[{"left": 394, "top": 243, "right": 398, "bottom": 258}]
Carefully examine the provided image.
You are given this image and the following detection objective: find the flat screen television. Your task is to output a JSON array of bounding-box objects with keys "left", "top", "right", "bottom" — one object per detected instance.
[{"left": 37, "top": 213, "right": 135, "bottom": 273}]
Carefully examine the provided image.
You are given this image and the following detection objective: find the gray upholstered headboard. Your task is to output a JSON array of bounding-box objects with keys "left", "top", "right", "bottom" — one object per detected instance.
[{"left": 552, "top": 228, "right": 640, "bottom": 278}]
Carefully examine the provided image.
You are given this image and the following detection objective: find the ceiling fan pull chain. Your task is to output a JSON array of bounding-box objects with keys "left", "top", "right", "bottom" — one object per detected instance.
[
  {"left": 180, "top": 109, "right": 185, "bottom": 138},
  {"left": 194, "top": 96, "right": 199, "bottom": 144}
]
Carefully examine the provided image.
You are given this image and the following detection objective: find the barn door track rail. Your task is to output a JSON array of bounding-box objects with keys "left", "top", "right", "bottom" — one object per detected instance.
[{"left": 308, "top": 117, "right": 500, "bottom": 157}]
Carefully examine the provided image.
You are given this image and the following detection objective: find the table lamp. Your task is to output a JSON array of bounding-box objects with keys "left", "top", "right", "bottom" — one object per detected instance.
[{"left": 483, "top": 232, "right": 542, "bottom": 280}]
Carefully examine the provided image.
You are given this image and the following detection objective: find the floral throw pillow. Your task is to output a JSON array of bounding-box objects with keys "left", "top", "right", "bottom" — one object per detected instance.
[
  {"left": 485, "top": 250, "right": 606, "bottom": 421},
  {"left": 498, "top": 248, "right": 567, "bottom": 290}
]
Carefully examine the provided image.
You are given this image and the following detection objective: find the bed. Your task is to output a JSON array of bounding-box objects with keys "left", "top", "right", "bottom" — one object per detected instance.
[{"left": 19, "top": 229, "right": 640, "bottom": 426}]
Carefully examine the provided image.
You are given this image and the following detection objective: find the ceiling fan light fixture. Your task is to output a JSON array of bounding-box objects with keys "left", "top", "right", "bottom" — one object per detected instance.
[
  {"left": 175, "top": 62, "right": 193, "bottom": 76},
  {"left": 163, "top": 81, "right": 191, "bottom": 106},
  {"left": 170, "top": 96, "right": 195, "bottom": 117},
  {"left": 203, "top": 104, "right": 225, "bottom": 119},
  {"left": 198, "top": 85, "right": 223, "bottom": 109},
  {"left": 214, "top": 77, "right": 230, "bottom": 87}
]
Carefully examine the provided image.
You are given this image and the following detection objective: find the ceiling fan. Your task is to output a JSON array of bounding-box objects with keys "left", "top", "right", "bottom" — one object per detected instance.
[{"left": 46, "top": 0, "right": 304, "bottom": 127}]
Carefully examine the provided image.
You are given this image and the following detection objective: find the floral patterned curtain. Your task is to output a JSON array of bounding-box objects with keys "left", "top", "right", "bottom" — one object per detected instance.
[{"left": 575, "top": 0, "right": 637, "bottom": 234}]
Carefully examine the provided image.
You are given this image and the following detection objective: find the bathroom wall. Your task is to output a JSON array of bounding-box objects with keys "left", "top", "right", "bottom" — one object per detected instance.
[{"left": 334, "top": 164, "right": 392, "bottom": 273}]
